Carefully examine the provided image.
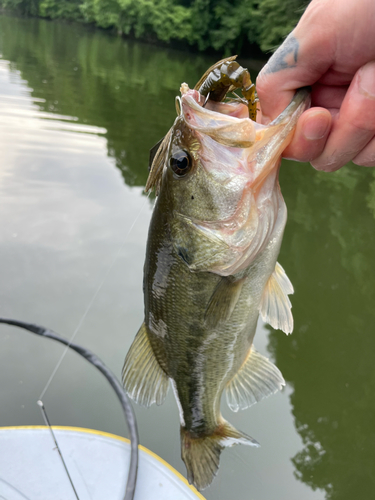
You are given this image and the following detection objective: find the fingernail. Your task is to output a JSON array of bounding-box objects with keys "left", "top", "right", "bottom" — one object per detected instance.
[
  {"left": 358, "top": 62, "right": 375, "bottom": 98},
  {"left": 303, "top": 116, "right": 330, "bottom": 140}
]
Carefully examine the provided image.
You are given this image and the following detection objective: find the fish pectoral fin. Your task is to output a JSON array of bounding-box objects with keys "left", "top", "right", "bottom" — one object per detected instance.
[
  {"left": 181, "top": 420, "right": 258, "bottom": 491},
  {"left": 226, "top": 346, "right": 285, "bottom": 412},
  {"left": 204, "top": 277, "right": 244, "bottom": 329},
  {"left": 122, "top": 322, "right": 169, "bottom": 407},
  {"left": 172, "top": 214, "right": 231, "bottom": 272},
  {"left": 259, "top": 261, "right": 294, "bottom": 335}
]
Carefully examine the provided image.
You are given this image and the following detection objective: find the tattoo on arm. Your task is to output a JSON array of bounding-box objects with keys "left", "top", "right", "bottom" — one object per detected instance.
[{"left": 263, "top": 35, "right": 299, "bottom": 74}]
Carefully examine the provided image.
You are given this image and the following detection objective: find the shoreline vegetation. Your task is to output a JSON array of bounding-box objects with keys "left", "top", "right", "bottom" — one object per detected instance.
[{"left": 0, "top": 0, "right": 307, "bottom": 56}]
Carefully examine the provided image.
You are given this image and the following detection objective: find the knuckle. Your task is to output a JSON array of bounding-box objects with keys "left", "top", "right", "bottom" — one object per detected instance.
[
  {"left": 311, "top": 154, "right": 346, "bottom": 171},
  {"left": 310, "top": 161, "right": 328, "bottom": 171},
  {"left": 353, "top": 154, "right": 375, "bottom": 167}
]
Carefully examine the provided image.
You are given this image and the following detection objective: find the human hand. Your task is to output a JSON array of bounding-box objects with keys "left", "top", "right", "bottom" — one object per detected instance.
[{"left": 256, "top": 0, "right": 375, "bottom": 171}]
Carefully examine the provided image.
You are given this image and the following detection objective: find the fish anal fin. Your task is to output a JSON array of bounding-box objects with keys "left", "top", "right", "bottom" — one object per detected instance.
[
  {"left": 226, "top": 346, "right": 285, "bottom": 412},
  {"left": 181, "top": 420, "right": 258, "bottom": 491},
  {"left": 204, "top": 277, "right": 244, "bottom": 329},
  {"left": 122, "top": 323, "right": 169, "bottom": 407},
  {"left": 259, "top": 261, "right": 294, "bottom": 334}
]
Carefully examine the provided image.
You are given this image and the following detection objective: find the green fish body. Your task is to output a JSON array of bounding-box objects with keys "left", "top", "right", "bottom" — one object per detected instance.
[{"left": 123, "top": 72, "right": 310, "bottom": 490}]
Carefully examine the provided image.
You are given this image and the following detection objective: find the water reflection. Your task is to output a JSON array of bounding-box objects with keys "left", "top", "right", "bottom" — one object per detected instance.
[
  {"left": 274, "top": 164, "right": 375, "bottom": 499},
  {"left": 0, "top": 15, "right": 214, "bottom": 187},
  {"left": 0, "top": 30, "right": 152, "bottom": 443},
  {"left": 1, "top": 12, "right": 375, "bottom": 500},
  {"left": 0, "top": 15, "right": 263, "bottom": 188}
]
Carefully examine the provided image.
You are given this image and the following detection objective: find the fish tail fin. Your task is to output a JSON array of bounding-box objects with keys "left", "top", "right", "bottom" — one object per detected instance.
[{"left": 180, "top": 420, "right": 259, "bottom": 491}]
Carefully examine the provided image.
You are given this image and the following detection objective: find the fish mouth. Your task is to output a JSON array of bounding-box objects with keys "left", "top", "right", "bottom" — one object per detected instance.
[
  {"left": 180, "top": 87, "right": 311, "bottom": 152},
  {"left": 180, "top": 89, "right": 257, "bottom": 148},
  {"left": 145, "top": 86, "right": 310, "bottom": 194}
]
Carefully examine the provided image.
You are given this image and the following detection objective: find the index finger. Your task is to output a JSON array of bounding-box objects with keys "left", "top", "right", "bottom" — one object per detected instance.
[{"left": 256, "top": 30, "right": 334, "bottom": 123}]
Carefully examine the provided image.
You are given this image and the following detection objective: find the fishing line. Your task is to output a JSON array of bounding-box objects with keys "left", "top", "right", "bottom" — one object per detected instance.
[
  {"left": 37, "top": 400, "right": 80, "bottom": 500},
  {"left": 0, "top": 317, "right": 139, "bottom": 500},
  {"left": 39, "top": 191, "right": 151, "bottom": 401}
]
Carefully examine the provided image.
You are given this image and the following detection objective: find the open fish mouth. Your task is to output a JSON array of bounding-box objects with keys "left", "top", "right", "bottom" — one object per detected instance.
[
  {"left": 179, "top": 87, "right": 257, "bottom": 148},
  {"left": 179, "top": 85, "right": 310, "bottom": 152},
  {"left": 146, "top": 55, "right": 310, "bottom": 195}
]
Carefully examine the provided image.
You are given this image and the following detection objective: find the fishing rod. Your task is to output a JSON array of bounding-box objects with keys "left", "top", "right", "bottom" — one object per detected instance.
[{"left": 0, "top": 317, "right": 139, "bottom": 500}]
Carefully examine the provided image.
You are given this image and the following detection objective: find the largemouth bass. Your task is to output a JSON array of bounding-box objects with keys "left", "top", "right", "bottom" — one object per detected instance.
[{"left": 123, "top": 58, "right": 310, "bottom": 491}]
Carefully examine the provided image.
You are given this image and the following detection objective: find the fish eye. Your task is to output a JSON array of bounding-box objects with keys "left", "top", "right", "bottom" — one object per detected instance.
[{"left": 169, "top": 150, "right": 192, "bottom": 177}]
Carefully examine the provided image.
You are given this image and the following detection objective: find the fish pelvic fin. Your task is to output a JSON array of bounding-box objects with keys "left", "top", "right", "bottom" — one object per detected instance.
[
  {"left": 226, "top": 346, "right": 285, "bottom": 412},
  {"left": 181, "top": 421, "right": 259, "bottom": 491},
  {"left": 122, "top": 322, "right": 169, "bottom": 407},
  {"left": 259, "top": 261, "right": 294, "bottom": 334}
]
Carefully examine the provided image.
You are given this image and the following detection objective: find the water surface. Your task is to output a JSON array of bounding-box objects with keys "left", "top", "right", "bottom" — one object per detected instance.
[{"left": 1, "top": 15, "right": 375, "bottom": 500}]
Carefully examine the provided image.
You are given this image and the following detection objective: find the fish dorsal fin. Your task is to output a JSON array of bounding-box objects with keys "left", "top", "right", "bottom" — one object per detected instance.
[
  {"left": 145, "top": 127, "right": 173, "bottom": 195},
  {"left": 259, "top": 262, "right": 294, "bottom": 335},
  {"left": 226, "top": 347, "right": 285, "bottom": 412},
  {"left": 122, "top": 323, "right": 169, "bottom": 407},
  {"left": 204, "top": 277, "right": 244, "bottom": 329}
]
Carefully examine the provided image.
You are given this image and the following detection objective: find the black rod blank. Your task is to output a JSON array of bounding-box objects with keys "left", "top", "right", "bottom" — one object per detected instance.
[{"left": 0, "top": 317, "right": 139, "bottom": 500}]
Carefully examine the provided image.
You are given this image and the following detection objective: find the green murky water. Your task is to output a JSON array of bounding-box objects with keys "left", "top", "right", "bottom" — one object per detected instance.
[{"left": 1, "top": 14, "right": 375, "bottom": 500}]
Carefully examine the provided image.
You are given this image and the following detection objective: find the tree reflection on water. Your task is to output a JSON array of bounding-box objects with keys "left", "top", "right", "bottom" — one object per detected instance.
[
  {"left": 0, "top": 14, "right": 212, "bottom": 187},
  {"left": 272, "top": 164, "right": 375, "bottom": 500}
]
